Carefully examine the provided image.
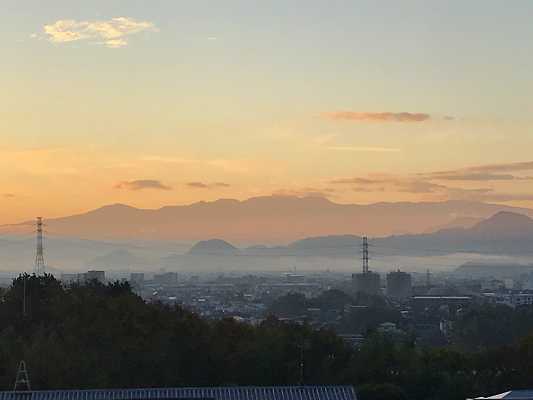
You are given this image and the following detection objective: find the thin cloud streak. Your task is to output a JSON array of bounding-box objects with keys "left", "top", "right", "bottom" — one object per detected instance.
[
  {"left": 467, "top": 161, "right": 533, "bottom": 173},
  {"left": 272, "top": 187, "right": 336, "bottom": 199},
  {"left": 329, "top": 170, "right": 533, "bottom": 204},
  {"left": 327, "top": 146, "right": 401, "bottom": 153},
  {"left": 187, "top": 182, "right": 231, "bottom": 189},
  {"left": 115, "top": 180, "right": 171, "bottom": 191},
  {"left": 426, "top": 161, "right": 533, "bottom": 181},
  {"left": 429, "top": 172, "right": 517, "bottom": 181},
  {"left": 322, "top": 111, "right": 431, "bottom": 123}
]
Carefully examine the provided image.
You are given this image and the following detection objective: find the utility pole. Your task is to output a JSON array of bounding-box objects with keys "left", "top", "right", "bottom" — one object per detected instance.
[
  {"left": 13, "top": 219, "right": 42, "bottom": 392},
  {"left": 298, "top": 340, "right": 306, "bottom": 386},
  {"left": 22, "top": 276, "right": 26, "bottom": 317},
  {"left": 34, "top": 217, "right": 45, "bottom": 275},
  {"left": 14, "top": 274, "right": 32, "bottom": 391},
  {"left": 362, "top": 236, "right": 369, "bottom": 274},
  {"left": 13, "top": 360, "right": 31, "bottom": 391}
]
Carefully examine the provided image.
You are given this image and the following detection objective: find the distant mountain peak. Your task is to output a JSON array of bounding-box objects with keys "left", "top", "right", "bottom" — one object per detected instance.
[
  {"left": 475, "top": 211, "right": 532, "bottom": 227},
  {"left": 188, "top": 239, "right": 239, "bottom": 255},
  {"left": 469, "top": 211, "right": 533, "bottom": 237},
  {"left": 487, "top": 210, "right": 531, "bottom": 221},
  {"left": 89, "top": 203, "right": 139, "bottom": 213}
]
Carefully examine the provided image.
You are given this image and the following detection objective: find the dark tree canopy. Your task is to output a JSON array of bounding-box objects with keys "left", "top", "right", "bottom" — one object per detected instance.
[{"left": 1, "top": 275, "right": 533, "bottom": 400}]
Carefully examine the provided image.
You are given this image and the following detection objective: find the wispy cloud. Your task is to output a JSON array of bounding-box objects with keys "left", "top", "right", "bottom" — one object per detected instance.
[
  {"left": 332, "top": 176, "right": 447, "bottom": 195},
  {"left": 272, "top": 187, "right": 336, "bottom": 198},
  {"left": 186, "top": 182, "right": 231, "bottom": 189},
  {"left": 475, "top": 192, "right": 533, "bottom": 202},
  {"left": 140, "top": 155, "right": 197, "bottom": 164},
  {"left": 2, "top": 193, "right": 15, "bottom": 199},
  {"left": 322, "top": 111, "right": 431, "bottom": 123},
  {"left": 426, "top": 161, "right": 533, "bottom": 182},
  {"left": 396, "top": 180, "right": 447, "bottom": 194},
  {"left": 115, "top": 179, "right": 171, "bottom": 191},
  {"left": 464, "top": 161, "right": 533, "bottom": 174},
  {"left": 428, "top": 172, "right": 517, "bottom": 181},
  {"left": 329, "top": 168, "right": 533, "bottom": 204},
  {"left": 327, "top": 146, "right": 401, "bottom": 153},
  {"left": 41, "top": 17, "right": 157, "bottom": 48},
  {"left": 330, "top": 177, "right": 384, "bottom": 185}
]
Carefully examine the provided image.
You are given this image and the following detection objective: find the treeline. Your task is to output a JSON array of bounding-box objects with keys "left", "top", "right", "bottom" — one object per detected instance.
[{"left": 1, "top": 275, "right": 533, "bottom": 400}]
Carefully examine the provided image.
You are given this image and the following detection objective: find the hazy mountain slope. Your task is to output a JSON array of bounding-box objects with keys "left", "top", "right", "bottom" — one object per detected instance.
[
  {"left": 0, "top": 235, "right": 174, "bottom": 272},
  {"left": 188, "top": 211, "right": 533, "bottom": 257},
  {"left": 3, "top": 211, "right": 532, "bottom": 273},
  {"left": 425, "top": 216, "right": 483, "bottom": 233},
  {"left": 188, "top": 239, "right": 239, "bottom": 255},
  {"left": 455, "top": 261, "right": 533, "bottom": 278},
  {"left": 87, "top": 249, "right": 148, "bottom": 269},
  {"left": 2, "top": 197, "right": 532, "bottom": 243}
]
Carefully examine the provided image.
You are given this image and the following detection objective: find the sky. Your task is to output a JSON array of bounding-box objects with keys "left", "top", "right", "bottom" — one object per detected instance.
[{"left": 2, "top": 0, "right": 533, "bottom": 223}]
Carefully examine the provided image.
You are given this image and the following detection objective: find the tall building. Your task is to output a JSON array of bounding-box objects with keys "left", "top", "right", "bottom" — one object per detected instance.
[
  {"left": 386, "top": 270, "right": 412, "bottom": 299},
  {"left": 60, "top": 271, "right": 106, "bottom": 284},
  {"left": 60, "top": 273, "right": 79, "bottom": 284},
  {"left": 82, "top": 270, "right": 106, "bottom": 283},
  {"left": 353, "top": 272, "right": 381, "bottom": 296},
  {"left": 153, "top": 271, "right": 178, "bottom": 285}
]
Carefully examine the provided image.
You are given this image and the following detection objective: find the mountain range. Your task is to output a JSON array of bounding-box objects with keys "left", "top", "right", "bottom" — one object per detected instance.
[
  {"left": 2, "top": 196, "right": 533, "bottom": 243},
  {"left": 187, "top": 211, "right": 533, "bottom": 257},
  {"left": 1, "top": 209, "right": 532, "bottom": 272}
]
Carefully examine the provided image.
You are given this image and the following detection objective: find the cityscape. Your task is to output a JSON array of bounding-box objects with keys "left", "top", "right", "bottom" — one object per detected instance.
[
  {"left": 7, "top": 211, "right": 533, "bottom": 345},
  {"left": 3, "top": 1, "right": 533, "bottom": 400}
]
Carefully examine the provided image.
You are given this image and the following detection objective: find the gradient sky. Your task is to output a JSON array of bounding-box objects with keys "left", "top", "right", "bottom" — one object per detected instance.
[{"left": 2, "top": 0, "right": 533, "bottom": 223}]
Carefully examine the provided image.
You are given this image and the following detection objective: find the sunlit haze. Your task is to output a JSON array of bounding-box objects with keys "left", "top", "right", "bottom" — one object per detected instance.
[{"left": 2, "top": 0, "right": 533, "bottom": 223}]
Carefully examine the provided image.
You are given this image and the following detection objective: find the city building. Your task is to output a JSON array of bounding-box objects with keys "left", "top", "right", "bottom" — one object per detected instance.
[
  {"left": 285, "top": 273, "right": 305, "bottom": 283},
  {"left": 483, "top": 293, "right": 533, "bottom": 307},
  {"left": 82, "top": 270, "right": 106, "bottom": 283},
  {"left": 60, "top": 273, "right": 79, "bottom": 284},
  {"left": 153, "top": 271, "right": 178, "bottom": 285},
  {"left": 411, "top": 296, "right": 472, "bottom": 317},
  {"left": 60, "top": 271, "right": 106, "bottom": 284},
  {"left": 352, "top": 272, "right": 381, "bottom": 296},
  {"left": 386, "top": 270, "right": 412, "bottom": 299}
]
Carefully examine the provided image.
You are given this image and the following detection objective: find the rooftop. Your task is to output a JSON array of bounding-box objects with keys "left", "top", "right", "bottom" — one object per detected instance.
[{"left": 1, "top": 386, "right": 357, "bottom": 400}]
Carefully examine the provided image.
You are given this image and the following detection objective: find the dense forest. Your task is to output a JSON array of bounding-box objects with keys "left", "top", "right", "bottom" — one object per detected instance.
[{"left": 2, "top": 275, "right": 533, "bottom": 400}]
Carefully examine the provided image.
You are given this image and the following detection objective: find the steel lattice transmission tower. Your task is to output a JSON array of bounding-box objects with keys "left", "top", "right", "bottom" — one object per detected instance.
[
  {"left": 362, "top": 236, "right": 369, "bottom": 273},
  {"left": 13, "top": 360, "right": 31, "bottom": 391},
  {"left": 34, "top": 217, "right": 45, "bottom": 275}
]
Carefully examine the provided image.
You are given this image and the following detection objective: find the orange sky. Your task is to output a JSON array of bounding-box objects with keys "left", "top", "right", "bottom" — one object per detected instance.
[{"left": 2, "top": 1, "right": 533, "bottom": 223}]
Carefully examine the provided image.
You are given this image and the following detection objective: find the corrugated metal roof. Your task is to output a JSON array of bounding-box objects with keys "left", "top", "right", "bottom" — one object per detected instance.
[
  {"left": 469, "top": 390, "right": 533, "bottom": 400},
  {"left": 1, "top": 386, "right": 356, "bottom": 400}
]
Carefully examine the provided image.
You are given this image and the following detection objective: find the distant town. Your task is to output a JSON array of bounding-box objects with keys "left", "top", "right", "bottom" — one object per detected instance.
[{"left": 38, "top": 236, "right": 533, "bottom": 350}]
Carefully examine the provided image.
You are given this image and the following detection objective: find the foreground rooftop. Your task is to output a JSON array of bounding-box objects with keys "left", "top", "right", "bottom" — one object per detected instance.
[{"left": 1, "top": 386, "right": 357, "bottom": 400}]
